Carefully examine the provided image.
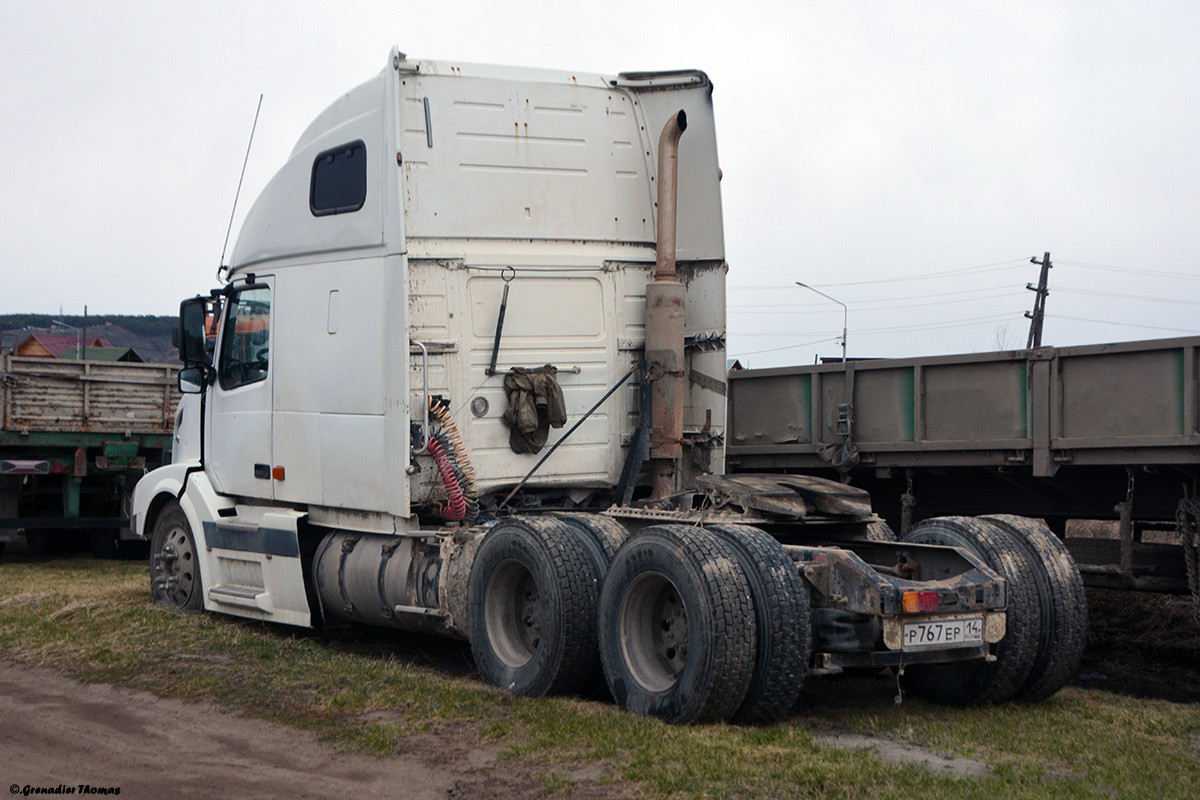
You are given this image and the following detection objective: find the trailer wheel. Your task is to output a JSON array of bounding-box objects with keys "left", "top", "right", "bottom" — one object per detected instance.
[
  {"left": 150, "top": 501, "right": 204, "bottom": 613},
  {"left": 599, "top": 524, "right": 756, "bottom": 724},
  {"left": 0, "top": 480, "right": 15, "bottom": 561},
  {"left": 706, "top": 523, "right": 811, "bottom": 724},
  {"left": 24, "top": 530, "right": 56, "bottom": 557},
  {"left": 467, "top": 517, "right": 600, "bottom": 697},
  {"left": 981, "top": 515, "right": 1088, "bottom": 702},
  {"left": 88, "top": 529, "right": 120, "bottom": 560},
  {"left": 899, "top": 516, "right": 1041, "bottom": 705}
]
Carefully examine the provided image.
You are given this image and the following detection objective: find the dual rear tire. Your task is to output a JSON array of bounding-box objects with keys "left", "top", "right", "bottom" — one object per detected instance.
[
  {"left": 466, "top": 517, "right": 601, "bottom": 697},
  {"left": 468, "top": 518, "right": 813, "bottom": 725},
  {"left": 468, "top": 512, "right": 1087, "bottom": 719},
  {"left": 899, "top": 515, "right": 1087, "bottom": 705},
  {"left": 597, "top": 525, "right": 758, "bottom": 724}
]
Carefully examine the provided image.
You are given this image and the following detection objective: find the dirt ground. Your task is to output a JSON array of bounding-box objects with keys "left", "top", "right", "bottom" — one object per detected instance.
[{"left": 0, "top": 660, "right": 572, "bottom": 800}]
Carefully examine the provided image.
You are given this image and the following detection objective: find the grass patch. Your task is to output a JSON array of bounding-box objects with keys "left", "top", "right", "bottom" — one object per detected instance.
[{"left": 1, "top": 554, "right": 1198, "bottom": 799}]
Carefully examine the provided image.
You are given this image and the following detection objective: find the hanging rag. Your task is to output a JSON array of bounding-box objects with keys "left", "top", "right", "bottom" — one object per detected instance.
[{"left": 502, "top": 365, "right": 567, "bottom": 454}]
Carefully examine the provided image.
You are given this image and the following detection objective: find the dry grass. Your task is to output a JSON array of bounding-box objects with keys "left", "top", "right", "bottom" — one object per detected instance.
[{"left": 1, "top": 551, "right": 1198, "bottom": 799}]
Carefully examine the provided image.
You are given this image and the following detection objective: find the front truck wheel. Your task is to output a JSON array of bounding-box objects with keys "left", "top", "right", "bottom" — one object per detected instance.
[
  {"left": 599, "top": 525, "right": 757, "bottom": 724},
  {"left": 900, "top": 516, "right": 1042, "bottom": 705},
  {"left": 706, "top": 524, "right": 811, "bottom": 724},
  {"left": 149, "top": 501, "right": 204, "bottom": 612},
  {"left": 982, "top": 515, "right": 1088, "bottom": 701},
  {"left": 467, "top": 517, "right": 601, "bottom": 697}
]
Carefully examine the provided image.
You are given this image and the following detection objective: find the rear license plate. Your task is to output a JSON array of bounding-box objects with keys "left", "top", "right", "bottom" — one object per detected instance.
[{"left": 902, "top": 616, "right": 984, "bottom": 650}]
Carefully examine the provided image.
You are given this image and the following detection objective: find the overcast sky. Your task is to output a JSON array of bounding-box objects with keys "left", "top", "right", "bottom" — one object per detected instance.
[{"left": 2, "top": 1, "right": 1198, "bottom": 367}]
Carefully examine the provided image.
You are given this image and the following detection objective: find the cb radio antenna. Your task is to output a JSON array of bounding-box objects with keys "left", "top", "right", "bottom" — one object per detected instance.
[{"left": 217, "top": 93, "right": 264, "bottom": 283}]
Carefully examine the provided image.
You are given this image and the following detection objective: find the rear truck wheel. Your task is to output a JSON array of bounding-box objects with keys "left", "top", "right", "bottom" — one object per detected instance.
[
  {"left": 467, "top": 517, "right": 601, "bottom": 697},
  {"left": 553, "top": 513, "right": 631, "bottom": 576},
  {"left": 150, "top": 501, "right": 204, "bottom": 613},
  {"left": 553, "top": 514, "right": 632, "bottom": 697},
  {"left": 865, "top": 520, "right": 897, "bottom": 541},
  {"left": 599, "top": 524, "right": 757, "bottom": 724},
  {"left": 706, "top": 523, "right": 812, "bottom": 724},
  {"left": 981, "top": 515, "right": 1088, "bottom": 702},
  {"left": 899, "top": 516, "right": 1041, "bottom": 705}
]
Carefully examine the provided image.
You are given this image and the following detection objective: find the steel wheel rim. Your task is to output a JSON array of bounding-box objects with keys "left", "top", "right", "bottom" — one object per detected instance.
[
  {"left": 156, "top": 523, "right": 197, "bottom": 607},
  {"left": 619, "top": 571, "right": 689, "bottom": 692},
  {"left": 485, "top": 559, "right": 541, "bottom": 668}
]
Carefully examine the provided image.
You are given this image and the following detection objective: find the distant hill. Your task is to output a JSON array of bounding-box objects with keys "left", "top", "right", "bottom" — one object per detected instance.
[{"left": 0, "top": 315, "right": 178, "bottom": 364}]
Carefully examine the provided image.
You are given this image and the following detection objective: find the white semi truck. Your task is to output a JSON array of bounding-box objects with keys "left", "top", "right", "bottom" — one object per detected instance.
[{"left": 132, "top": 49, "right": 1087, "bottom": 724}]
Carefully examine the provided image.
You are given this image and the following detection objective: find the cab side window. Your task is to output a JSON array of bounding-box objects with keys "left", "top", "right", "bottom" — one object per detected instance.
[{"left": 218, "top": 287, "right": 271, "bottom": 390}]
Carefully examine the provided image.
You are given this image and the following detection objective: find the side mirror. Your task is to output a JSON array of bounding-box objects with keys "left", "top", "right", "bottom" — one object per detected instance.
[
  {"left": 178, "top": 365, "right": 207, "bottom": 394},
  {"left": 179, "top": 297, "right": 209, "bottom": 365}
]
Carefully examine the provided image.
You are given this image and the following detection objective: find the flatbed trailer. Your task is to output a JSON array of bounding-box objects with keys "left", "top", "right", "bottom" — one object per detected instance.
[
  {"left": 727, "top": 336, "right": 1200, "bottom": 593},
  {"left": 1, "top": 354, "right": 179, "bottom": 557}
]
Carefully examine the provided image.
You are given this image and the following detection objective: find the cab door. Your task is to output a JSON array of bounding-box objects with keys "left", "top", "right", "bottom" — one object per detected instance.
[{"left": 206, "top": 279, "right": 274, "bottom": 500}]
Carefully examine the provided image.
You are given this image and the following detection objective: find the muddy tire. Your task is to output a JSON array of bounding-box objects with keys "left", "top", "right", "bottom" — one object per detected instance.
[
  {"left": 467, "top": 517, "right": 600, "bottom": 697},
  {"left": 554, "top": 514, "right": 632, "bottom": 698},
  {"left": 706, "top": 523, "right": 811, "bottom": 724},
  {"left": 150, "top": 501, "right": 204, "bottom": 612},
  {"left": 899, "top": 516, "right": 1041, "bottom": 705},
  {"left": 865, "top": 520, "right": 897, "bottom": 542},
  {"left": 553, "top": 514, "right": 630, "bottom": 576},
  {"left": 599, "top": 524, "right": 757, "bottom": 724},
  {"left": 981, "top": 514, "right": 1088, "bottom": 702}
]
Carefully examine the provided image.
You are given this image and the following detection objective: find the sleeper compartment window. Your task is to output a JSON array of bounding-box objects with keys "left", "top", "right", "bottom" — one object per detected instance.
[{"left": 310, "top": 140, "right": 367, "bottom": 216}]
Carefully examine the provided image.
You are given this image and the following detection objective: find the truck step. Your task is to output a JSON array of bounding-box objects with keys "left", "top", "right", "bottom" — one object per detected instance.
[{"left": 208, "top": 584, "right": 270, "bottom": 610}]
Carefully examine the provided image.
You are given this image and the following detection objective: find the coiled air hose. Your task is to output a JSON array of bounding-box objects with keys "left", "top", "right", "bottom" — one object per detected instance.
[{"left": 427, "top": 437, "right": 467, "bottom": 521}]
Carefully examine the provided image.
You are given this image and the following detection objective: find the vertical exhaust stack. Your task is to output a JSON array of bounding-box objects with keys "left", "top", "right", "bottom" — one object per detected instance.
[{"left": 646, "top": 110, "right": 688, "bottom": 503}]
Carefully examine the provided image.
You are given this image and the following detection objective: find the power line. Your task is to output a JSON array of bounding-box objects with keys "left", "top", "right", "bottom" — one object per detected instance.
[
  {"left": 1044, "top": 314, "right": 1200, "bottom": 334},
  {"left": 733, "top": 311, "right": 1023, "bottom": 338},
  {"left": 728, "top": 283, "right": 1020, "bottom": 308},
  {"left": 732, "top": 336, "right": 841, "bottom": 357},
  {"left": 1056, "top": 260, "right": 1200, "bottom": 281},
  {"left": 1055, "top": 286, "right": 1200, "bottom": 306},
  {"left": 729, "top": 258, "right": 1029, "bottom": 291},
  {"left": 729, "top": 289, "right": 1023, "bottom": 315}
]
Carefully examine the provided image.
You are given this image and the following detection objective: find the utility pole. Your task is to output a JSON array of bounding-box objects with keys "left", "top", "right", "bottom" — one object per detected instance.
[{"left": 1025, "top": 251, "right": 1052, "bottom": 349}]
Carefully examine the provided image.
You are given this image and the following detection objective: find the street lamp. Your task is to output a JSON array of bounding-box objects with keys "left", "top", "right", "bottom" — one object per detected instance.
[
  {"left": 52, "top": 305, "right": 89, "bottom": 361},
  {"left": 795, "top": 282, "right": 847, "bottom": 363},
  {"left": 795, "top": 281, "right": 858, "bottom": 479}
]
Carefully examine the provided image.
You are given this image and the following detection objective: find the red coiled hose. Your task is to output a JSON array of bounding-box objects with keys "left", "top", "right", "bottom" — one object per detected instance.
[{"left": 428, "top": 437, "right": 467, "bottom": 521}]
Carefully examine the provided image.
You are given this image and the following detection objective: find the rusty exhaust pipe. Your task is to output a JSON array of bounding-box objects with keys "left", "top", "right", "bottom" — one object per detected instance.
[
  {"left": 645, "top": 110, "right": 687, "bottom": 503},
  {"left": 654, "top": 110, "right": 687, "bottom": 281}
]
